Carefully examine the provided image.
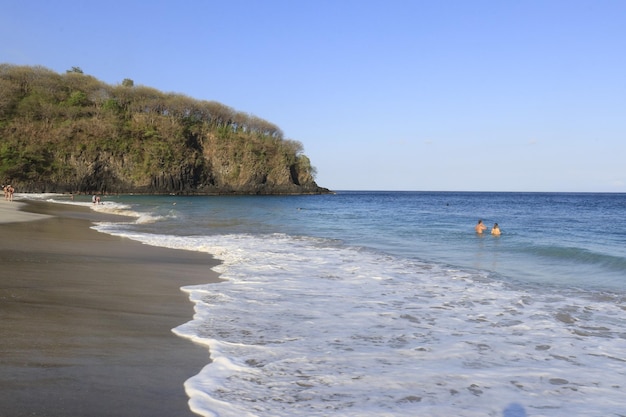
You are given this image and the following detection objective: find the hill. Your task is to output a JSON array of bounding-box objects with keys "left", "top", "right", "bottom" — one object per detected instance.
[{"left": 0, "top": 64, "right": 330, "bottom": 195}]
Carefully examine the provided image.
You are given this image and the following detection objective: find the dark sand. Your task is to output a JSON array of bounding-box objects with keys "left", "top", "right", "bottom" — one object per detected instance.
[{"left": 0, "top": 200, "right": 221, "bottom": 416}]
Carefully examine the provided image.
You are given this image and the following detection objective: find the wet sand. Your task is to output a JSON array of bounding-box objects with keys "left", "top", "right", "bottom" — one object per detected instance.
[{"left": 0, "top": 199, "right": 221, "bottom": 417}]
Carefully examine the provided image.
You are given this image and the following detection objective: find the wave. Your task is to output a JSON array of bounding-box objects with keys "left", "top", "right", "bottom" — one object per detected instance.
[
  {"left": 523, "top": 244, "right": 626, "bottom": 272},
  {"left": 157, "top": 232, "right": 626, "bottom": 417},
  {"left": 21, "top": 193, "right": 173, "bottom": 225}
]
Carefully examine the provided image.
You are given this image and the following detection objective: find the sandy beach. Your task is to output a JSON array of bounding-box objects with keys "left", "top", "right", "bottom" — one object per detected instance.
[{"left": 0, "top": 198, "right": 221, "bottom": 417}]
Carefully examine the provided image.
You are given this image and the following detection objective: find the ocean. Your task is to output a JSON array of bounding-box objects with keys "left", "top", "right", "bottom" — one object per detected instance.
[{"left": 27, "top": 191, "right": 626, "bottom": 416}]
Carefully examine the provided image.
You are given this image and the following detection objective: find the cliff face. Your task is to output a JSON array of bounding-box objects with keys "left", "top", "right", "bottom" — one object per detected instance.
[
  {"left": 0, "top": 64, "right": 330, "bottom": 195},
  {"left": 14, "top": 140, "right": 326, "bottom": 195}
]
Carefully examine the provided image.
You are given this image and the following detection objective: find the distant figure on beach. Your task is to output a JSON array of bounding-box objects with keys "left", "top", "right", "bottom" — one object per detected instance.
[
  {"left": 491, "top": 223, "right": 501, "bottom": 236},
  {"left": 5, "top": 185, "right": 14, "bottom": 202},
  {"left": 92, "top": 195, "right": 96, "bottom": 204},
  {"left": 475, "top": 219, "right": 487, "bottom": 234}
]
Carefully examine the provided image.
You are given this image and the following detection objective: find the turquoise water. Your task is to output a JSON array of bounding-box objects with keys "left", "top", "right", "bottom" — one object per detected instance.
[
  {"left": 96, "top": 191, "right": 626, "bottom": 292},
  {"left": 34, "top": 191, "right": 626, "bottom": 416}
]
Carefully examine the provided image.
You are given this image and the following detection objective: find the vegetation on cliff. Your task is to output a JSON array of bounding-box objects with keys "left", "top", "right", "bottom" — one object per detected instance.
[{"left": 0, "top": 64, "right": 329, "bottom": 194}]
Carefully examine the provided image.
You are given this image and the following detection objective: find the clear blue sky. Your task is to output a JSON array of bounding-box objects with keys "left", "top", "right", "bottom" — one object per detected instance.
[{"left": 2, "top": 0, "right": 625, "bottom": 192}]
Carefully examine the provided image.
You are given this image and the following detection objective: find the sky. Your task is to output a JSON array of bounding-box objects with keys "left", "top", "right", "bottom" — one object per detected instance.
[{"left": 2, "top": 0, "right": 625, "bottom": 192}]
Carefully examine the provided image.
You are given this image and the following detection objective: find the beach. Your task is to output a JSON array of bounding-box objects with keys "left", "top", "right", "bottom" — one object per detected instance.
[
  {"left": 4, "top": 193, "right": 625, "bottom": 416},
  {"left": 0, "top": 199, "right": 221, "bottom": 417}
]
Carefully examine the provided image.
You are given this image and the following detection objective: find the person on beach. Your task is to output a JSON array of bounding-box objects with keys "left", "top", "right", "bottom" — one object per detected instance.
[
  {"left": 475, "top": 219, "right": 487, "bottom": 234},
  {"left": 491, "top": 223, "right": 501, "bottom": 236},
  {"left": 6, "top": 185, "right": 14, "bottom": 202}
]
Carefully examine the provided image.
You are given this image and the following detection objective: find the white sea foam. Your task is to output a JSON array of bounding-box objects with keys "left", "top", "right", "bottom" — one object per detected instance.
[
  {"left": 90, "top": 226, "right": 626, "bottom": 417},
  {"left": 19, "top": 193, "right": 171, "bottom": 224}
]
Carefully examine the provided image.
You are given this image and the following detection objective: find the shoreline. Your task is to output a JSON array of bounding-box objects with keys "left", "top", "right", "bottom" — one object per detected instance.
[
  {"left": 0, "top": 198, "right": 221, "bottom": 417},
  {"left": 0, "top": 199, "right": 53, "bottom": 223}
]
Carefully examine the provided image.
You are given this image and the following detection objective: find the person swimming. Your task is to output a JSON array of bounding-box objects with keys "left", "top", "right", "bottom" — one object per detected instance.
[
  {"left": 475, "top": 219, "right": 487, "bottom": 234},
  {"left": 491, "top": 223, "right": 501, "bottom": 236}
]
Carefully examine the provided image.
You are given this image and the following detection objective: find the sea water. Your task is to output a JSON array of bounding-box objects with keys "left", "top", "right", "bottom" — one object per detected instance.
[{"left": 27, "top": 192, "right": 626, "bottom": 416}]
